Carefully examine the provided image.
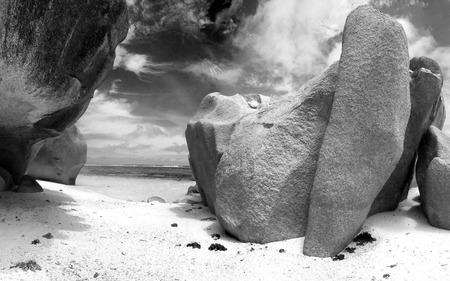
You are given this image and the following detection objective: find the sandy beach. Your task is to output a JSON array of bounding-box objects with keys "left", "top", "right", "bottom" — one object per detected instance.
[{"left": 0, "top": 178, "right": 449, "bottom": 281}]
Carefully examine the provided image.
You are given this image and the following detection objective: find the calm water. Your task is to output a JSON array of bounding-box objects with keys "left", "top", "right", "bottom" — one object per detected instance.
[{"left": 79, "top": 164, "right": 194, "bottom": 181}]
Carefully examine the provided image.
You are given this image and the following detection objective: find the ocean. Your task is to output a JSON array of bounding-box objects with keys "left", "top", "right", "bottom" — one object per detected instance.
[
  {"left": 75, "top": 164, "right": 196, "bottom": 202},
  {"left": 79, "top": 164, "right": 194, "bottom": 181}
]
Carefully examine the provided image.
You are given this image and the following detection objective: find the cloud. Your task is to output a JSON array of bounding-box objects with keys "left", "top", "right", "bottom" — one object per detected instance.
[
  {"left": 163, "top": 143, "right": 188, "bottom": 154},
  {"left": 77, "top": 89, "right": 189, "bottom": 165},
  {"left": 233, "top": 0, "right": 369, "bottom": 92},
  {"left": 183, "top": 59, "right": 243, "bottom": 84},
  {"left": 127, "top": 0, "right": 210, "bottom": 37},
  {"left": 113, "top": 45, "right": 172, "bottom": 78}
]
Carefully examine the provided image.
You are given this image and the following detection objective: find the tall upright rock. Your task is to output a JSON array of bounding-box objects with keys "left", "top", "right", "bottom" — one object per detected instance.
[
  {"left": 303, "top": 5, "right": 410, "bottom": 257},
  {"left": 0, "top": 0, "right": 128, "bottom": 188},
  {"left": 214, "top": 63, "right": 338, "bottom": 243},
  {"left": 186, "top": 93, "right": 270, "bottom": 214},
  {"left": 369, "top": 57, "right": 445, "bottom": 216},
  {"left": 26, "top": 125, "right": 87, "bottom": 185}
]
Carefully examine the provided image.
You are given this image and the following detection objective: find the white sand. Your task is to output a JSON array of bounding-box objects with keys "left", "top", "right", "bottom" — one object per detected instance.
[{"left": 0, "top": 179, "right": 449, "bottom": 281}]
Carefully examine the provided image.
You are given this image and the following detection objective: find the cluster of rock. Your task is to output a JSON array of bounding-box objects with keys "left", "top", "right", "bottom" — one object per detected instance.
[
  {"left": 0, "top": 0, "right": 128, "bottom": 191},
  {"left": 186, "top": 5, "right": 448, "bottom": 257}
]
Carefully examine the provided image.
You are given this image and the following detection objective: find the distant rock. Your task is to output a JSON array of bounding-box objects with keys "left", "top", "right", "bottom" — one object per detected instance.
[
  {"left": 304, "top": 5, "right": 410, "bottom": 257},
  {"left": 147, "top": 196, "right": 166, "bottom": 203},
  {"left": 26, "top": 125, "right": 87, "bottom": 185},
  {"left": 214, "top": 62, "right": 338, "bottom": 243},
  {"left": 16, "top": 175, "right": 43, "bottom": 193},
  {"left": 369, "top": 57, "right": 445, "bottom": 216},
  {"left": 185, "top": 93, "right": 271, "bottom": 214},
  {"left": 0, "top": 0, "right": 128, "bottom": 188},
  {"left": 416, "top": 126, "right": 450, "bottom": 230},
  {"left": 186, "top": 185, "right": 199, "bottom": 195}
]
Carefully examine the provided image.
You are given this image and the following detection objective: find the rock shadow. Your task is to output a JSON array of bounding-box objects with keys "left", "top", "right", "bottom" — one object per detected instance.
[{"left": 0, "top": 187, "right": 90, "bottom": 241}]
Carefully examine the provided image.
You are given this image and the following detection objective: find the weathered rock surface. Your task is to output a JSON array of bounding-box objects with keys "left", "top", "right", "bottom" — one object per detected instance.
[
  {"left": 26, "top": 125, "right": 87, "bottom": 185},
  {"left": 416, "top": 126, "right": 450, "bottom": 229},
  {"left": 0, "top": 0, "right": 128, "bottom": 188},
  {"left": 303, "top": 5, "right": 410, "bottom": 257},
  {"left": 369, "top": 57, "right": 445, "bottom": 216},
  {"left": 185, "top": 93, "right": 271, "bottom": 214},
  {"left": 214, "top": 63, "right": 338, "bottom": 243},
  {"left": 16, "top": 175, "right": 43, "bottom": 193}
]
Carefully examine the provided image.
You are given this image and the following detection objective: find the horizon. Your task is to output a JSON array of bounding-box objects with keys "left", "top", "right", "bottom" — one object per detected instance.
[{"left": 77, "top": 0, "right": 450, "bottom": 165}]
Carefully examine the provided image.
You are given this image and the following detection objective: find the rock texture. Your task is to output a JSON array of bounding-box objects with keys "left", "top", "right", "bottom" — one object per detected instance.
[
  {"left": 303, "top": 5, "right": 410, "bottom": 257},
  {"left": 185, "top": 93, "right": 270, "bottom": 214},
  {"left": 26, "top": 125, "right": 87, "bottom": 185},
  {"left": 214, "top": 63, "right": 338, "bottom": 243},
  {"left": 0, "top": 0, "right": 128, "bottom": 189},
  {"left": 416, "top": 126, "right": 450, "bottom": 229},
  {"left": 369, "top": 57, "right": 445, "bottom": 216}
]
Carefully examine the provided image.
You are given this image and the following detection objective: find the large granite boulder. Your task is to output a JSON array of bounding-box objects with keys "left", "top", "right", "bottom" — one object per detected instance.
[
  {"left": 303, "top": 5, "right": 411, "bottom": 257},
  {"left": 26, "top": 125, "right": 87, "bottom": 185},
  {"left": 369, "top": 57, "right": 445, "bottom": 216},
  {"left": 0, "top": 0, "right": 128, "bottom": 188},
  {"left": 416, "top": 126, "right": 450, "bottom": 229},
  {"left": 185, "top": 93, "right": 271, "bottom": 214},
  {"left": 214, "top": 63, "right": 338, "bottom": 243}
]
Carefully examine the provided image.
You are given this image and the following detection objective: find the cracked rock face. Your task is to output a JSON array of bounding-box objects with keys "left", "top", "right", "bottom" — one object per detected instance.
[{"left": 0, "top": 0, "right": 128, "bottom": 187}]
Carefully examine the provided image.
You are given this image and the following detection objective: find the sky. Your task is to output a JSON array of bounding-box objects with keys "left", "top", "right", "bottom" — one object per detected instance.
[{"left": 77, "top": 0, "right": 450, "bottom": 166}]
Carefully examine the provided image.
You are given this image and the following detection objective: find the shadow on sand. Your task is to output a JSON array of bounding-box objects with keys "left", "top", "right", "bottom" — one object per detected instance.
[{"left": 0, "top": 188, "right": 90, "bottom": 240}]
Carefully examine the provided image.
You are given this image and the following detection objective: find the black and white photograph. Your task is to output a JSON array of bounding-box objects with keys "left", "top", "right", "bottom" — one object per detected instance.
[{"left": 1, "top": 0, "right": 450, "bottom": 280}]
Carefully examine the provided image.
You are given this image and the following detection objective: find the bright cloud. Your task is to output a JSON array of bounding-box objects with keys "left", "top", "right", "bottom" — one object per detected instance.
[
  {"left": 234, "top": 0, "right": 369, "bottom": 91},
  {"left": 183, "top": 59, "right": 243, "bottom": 84},
  {"left": 77, "top": 90, "right": 189, "bottom": 165},
  {"left": 114, "top": 45, "right": 171, "bottom": 78}
]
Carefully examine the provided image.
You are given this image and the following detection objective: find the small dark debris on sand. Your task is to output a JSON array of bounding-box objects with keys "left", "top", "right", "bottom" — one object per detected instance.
[
  {"left": 383, "top": 273, "right": 390, "bottom": 279},
  {"left": 31, "top": 239, "right": 40, "bottom": 245},
  {"left": 42, "top": 233, "right": 53, "bottom": 239},
  {"left": 279, "top": 249, "right": 286, "bottom": 253},
  {"left": 10, "top": 260, "right": 42, "bottom": 272},
  {"left": 211, "top": 233, "right": 220, "bottom": 240},
  {"left": 388, "top": 263, "right": 397, "bottom": 268},
  {"left": 209, "top": 243, "right": 227, "bottom": 251},
  {"left": 171, "top": 223, "right": 178, "bottom": 227},
  {"left": 94, "top": 272, "right": 100, "bottom": 278},
  {"left": 345, "top": 247, "right": 356, "bottom": 253},
  {"left": 353, "top": 232, "right": 376, "bottom": 246},
  {"left": 332, "top": 254, "right": 345, "bottom": 261},
  {"left": 201, "top": 217, "right": 216, "bottom": 221},
  {"left": 187, "top": 242, "right": 201, "bottom": 249}
]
